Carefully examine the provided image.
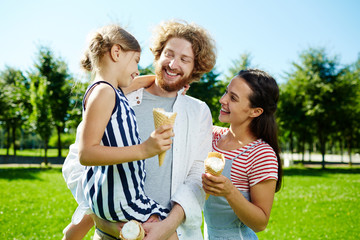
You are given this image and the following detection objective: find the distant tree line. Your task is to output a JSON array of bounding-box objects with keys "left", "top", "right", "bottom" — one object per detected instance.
[{"left": 0, "top": 46, "right": 359, "bottom": 168}]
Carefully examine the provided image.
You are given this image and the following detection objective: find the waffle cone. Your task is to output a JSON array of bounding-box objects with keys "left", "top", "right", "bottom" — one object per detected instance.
[
  {"left": 119, "top": 220, "right": 145, "bottom": 240},
  {"left": 153, "top": 108, "right": 177, "bottom": 166},
  {"left": 205, "top": 152, "right": 225, "bottom": 200}
]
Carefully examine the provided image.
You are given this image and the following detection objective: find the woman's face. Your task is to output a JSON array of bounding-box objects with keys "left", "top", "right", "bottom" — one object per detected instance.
[{"left": 219, "top": 76, "right": 256, "bottom": 126}]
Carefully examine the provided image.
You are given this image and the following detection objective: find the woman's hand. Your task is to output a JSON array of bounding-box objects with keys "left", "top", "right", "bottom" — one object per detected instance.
[
  {"left": 202, "top": 173, "right": 236, "bottom": 198},
  {"left": 122, "top": 75, "right": 156, "bottom": 95}
]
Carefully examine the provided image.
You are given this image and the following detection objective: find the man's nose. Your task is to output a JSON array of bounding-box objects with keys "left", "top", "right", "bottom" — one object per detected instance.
[{"left": 169, "top": 58, "right": 179, "bottom": 69}]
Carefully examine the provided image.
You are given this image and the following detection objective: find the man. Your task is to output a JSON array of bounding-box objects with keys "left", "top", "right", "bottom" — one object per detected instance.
[
  {"left": 126, "top": 20, "right": 216, "bottom": 239},
  {"left": 63, "top": 20, "right": 216, "bottom": 240}
]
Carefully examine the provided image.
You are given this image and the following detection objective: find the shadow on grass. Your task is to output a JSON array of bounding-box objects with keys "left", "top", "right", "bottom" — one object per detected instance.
[
  {"left": 0, "top": 167, "right": 62, "bottom": 180},
  {"left": 283, "top": 166, "right": 360, "bottom": 176}
]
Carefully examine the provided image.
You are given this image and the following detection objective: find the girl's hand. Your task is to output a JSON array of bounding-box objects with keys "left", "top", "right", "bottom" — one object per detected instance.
[
  {"left": 123, "top": 75, "right": 156, "bottom": 95},
  {"left": 181, "top": 84, "right": 190, "bottom": 95},
  {"left": 142, "top": 125, "right": 174, "bottom": 158},
  {"left": 202, "top": 173, "right": 236, "bottom": 198}
]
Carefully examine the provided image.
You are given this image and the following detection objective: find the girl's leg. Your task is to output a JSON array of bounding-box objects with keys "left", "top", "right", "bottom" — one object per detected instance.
[{"left": 63, "top": 214, "right": 94, "bottom": 240}]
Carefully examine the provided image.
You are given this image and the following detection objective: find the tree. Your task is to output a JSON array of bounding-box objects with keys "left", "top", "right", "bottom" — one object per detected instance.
[
  {"left": 0, "top": 67, "right": 31, "bottom": 156},
  {"left": 285, "top": 48, "right": 344, "bottom": 168},
  {"left": 29, "top": 75, "right": 53, "bottom": 164},
  {"left": 278, "top": 70, "right": 315, "bottom": 164},
  {"left": 225, "top": 52, "right": 254, "bottom": 82},
  {"left": 66, "top": 80, "right": 89, "bottom": 131},
  {"left": 334, "top": 55, "right": 360, "bottom": 166},
  {"left": 33, "top": 46, "right": 72, "bottom": 157},
  {"left": 139, "top": 64, "right": 155, "bottom": 75},
  {"left": 187, "top": 68, "right": 227, "bottom": 126}
]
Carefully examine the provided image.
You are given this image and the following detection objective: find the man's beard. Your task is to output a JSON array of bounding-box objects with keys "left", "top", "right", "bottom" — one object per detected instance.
[{"left": 155, "top": 65, "right": 192, "bottom": 92}]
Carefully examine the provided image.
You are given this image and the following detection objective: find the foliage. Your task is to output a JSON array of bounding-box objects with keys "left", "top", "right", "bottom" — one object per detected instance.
[
  {"left": 1, "top": 47, "right": 360, "bottom": 162},
  {"left": 187, "top": 69, "right": 227, "bottom": 126},
  {"left": 29, "top": 75, "right": 53, "bottom": 164},
  {"left": 66, "top": 80, "right": 89, "bottom": 131},
  {"left": 33, "top": 46, "right": 73, "bottom": 157},
  {"left": 0, "top": 67, "right": 31, "bottom": 155},
  {"left": 139, "top": 64, "right": 155, "bottom": 75},
  {"left": 278, "top": 47, "right": 356, "bottom": 168},
  {"left": 224, "top": 52, "right": 254, "bottom": 82}
]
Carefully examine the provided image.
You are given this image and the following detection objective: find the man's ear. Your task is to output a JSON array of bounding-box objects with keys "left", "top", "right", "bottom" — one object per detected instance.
[
  {"left": 251, "top": 107, "right": 263, "bottom": 118},
  {"left": 110, "top": 44, "right": 121, "bottom": 62}
]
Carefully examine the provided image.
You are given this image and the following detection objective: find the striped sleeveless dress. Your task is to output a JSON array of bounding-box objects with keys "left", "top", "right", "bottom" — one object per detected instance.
[{"left": 82, "top": 81, "right": 169, "bottom": 222}]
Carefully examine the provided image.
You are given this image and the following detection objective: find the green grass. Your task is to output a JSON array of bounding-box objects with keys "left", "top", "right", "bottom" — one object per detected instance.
[
  {"left": 257, "top": 167, "right": 360, "bottom": 239},
  {"left": 0, "top": 166, "right": 359, "bottom": 239},
  {"left": 0, "top": 148, "right": 69, "bottom": 158},
  {"left": 0, "top": 167, "right": 94, "bottom": 240}
]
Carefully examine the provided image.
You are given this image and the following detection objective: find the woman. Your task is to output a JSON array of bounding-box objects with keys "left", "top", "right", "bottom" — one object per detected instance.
[{"left": 202, "top": 69, "right": 283, "bottom": 240}]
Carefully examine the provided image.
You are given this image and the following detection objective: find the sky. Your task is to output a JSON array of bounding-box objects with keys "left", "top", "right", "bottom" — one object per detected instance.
[{"left": 1, "top": 0, "right": 360, "bottom": 83}]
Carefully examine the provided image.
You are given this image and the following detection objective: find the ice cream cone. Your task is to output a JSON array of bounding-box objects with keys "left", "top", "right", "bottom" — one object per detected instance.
[
  {"left": 119, "top": 220, "right": 145, "bottom": 240},
  {"left": 153, "top": 108, "right": 177, "bottom": 166},
  {"left": 204, "top": 152, "right": 225, "bottom": 200}
]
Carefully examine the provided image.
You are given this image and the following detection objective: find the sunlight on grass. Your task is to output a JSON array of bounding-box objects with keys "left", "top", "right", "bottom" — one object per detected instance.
[
  {"left": 0, "top": 166, "right": 359, "bottom": 239},
  {"left": 0, "top": 148, "right": 69, "bottom": 157},
  {"left": 257, "top": 167, "right": 360, "bottom": 239},
  {"left": 0, "top": 167, "right": 94, "bottom": 239}
]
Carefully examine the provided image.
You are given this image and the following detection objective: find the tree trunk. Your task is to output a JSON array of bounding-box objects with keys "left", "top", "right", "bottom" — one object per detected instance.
[
  {"left": 57, "top": 125, "right": 62, "bottom": 157},
  {"left": 12, "top": 126, "right": 16, "bottom": 156},
  {"left": 301, "top": 136, "right": 305, "bottom": 164},
  {"left": 6, "top": 125, "right": 10, "bottom": 156},
  {"left": 318, "top": 127, "right": 326, "bottom": 169},
  {"left": 44, "top": 140, "right": 48, "bottom": 165},
  {"left": 347, "top": 137, "right": 353, "bottom": 167},
  {"left": 340, "top": 139, "right": 344, "bottom": 163}
]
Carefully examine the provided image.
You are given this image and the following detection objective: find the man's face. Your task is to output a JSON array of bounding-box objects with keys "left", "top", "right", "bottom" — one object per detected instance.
[{"left": 155, "top": 37, "right": 195, "bottom": 92}]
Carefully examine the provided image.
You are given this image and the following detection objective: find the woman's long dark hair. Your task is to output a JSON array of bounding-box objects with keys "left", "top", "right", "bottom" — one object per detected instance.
[{"left": 237, "top": 69, "right": 283, "bottom": 192}]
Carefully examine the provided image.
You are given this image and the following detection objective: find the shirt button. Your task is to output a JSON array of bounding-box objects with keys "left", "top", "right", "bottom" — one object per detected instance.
[
  {"left": 137, "top": 101, "right": 141, "bottom": 104},
  {"left": 136, "top": 96, "right": 139, "bottom": 99}
]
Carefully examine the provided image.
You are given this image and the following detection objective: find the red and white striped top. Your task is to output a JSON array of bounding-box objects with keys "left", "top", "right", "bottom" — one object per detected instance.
[{"left": 212, "top": 126, "right": 278, "bottom": 192}]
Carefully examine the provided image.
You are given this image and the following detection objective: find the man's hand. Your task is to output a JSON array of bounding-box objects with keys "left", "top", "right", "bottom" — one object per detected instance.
[{"left": 143, "top": 203, "right": 184, "bottom": 240}]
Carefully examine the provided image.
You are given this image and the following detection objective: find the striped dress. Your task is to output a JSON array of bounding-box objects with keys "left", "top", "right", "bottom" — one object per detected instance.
[
  {"left": 212, "top": 126, "right": 278, "bottom": 192},
  {"left": 82, "top": 81, "right": 169, "bottom": 222}
]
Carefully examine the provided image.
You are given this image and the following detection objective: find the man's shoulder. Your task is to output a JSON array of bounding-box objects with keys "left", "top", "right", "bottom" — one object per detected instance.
[{"left": 179, "top": 94, "right": 207, "bottom": 107}]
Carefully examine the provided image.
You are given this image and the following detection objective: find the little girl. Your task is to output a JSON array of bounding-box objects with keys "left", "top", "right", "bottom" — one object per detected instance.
[{"left": 62, "top": 24, "right": 174, "bottom": 239}]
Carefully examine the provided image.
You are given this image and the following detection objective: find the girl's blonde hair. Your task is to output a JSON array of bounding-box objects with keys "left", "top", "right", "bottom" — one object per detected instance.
[
  {"left": 151, "top": 20, "right": 216, "bottom": 83},
  {"left": 81, "top": 24, "right": 140, "bottom": 73}
]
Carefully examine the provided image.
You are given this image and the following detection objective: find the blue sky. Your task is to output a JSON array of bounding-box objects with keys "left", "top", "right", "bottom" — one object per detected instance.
[{"left": 1, "top": 0, "right": 359, "bottom": 83}]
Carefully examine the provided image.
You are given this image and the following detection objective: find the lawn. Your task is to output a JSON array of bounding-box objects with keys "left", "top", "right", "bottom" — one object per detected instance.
[
  {"left": 0, "top": 148, "right": 69, "bottom": 158},
  {"left": 1, "top": 166, "right": 359, "bottom": 239}
]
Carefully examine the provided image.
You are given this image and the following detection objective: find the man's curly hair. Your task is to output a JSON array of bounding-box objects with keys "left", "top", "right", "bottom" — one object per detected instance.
[{"left": 150, "top": 20, "right": 217, "bottom": 83}]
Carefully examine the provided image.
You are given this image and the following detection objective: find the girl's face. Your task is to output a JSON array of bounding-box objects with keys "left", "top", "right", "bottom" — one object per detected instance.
[
  {"left": 117, "top": 50, "right": 140, "bottom": 87},
  {"left": 219, "top": 76, "right": 258, "bottom": 127}
]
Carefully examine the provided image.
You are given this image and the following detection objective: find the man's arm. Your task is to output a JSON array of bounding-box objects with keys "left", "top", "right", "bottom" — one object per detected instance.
[{"left": 171, "top": 101, "right": 212, "bottom": 228}]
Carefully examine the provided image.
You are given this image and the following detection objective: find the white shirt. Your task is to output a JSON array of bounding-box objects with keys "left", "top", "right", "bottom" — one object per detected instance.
[{"left": 128, "top": 88, "right": 213, "bottom": 240}]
